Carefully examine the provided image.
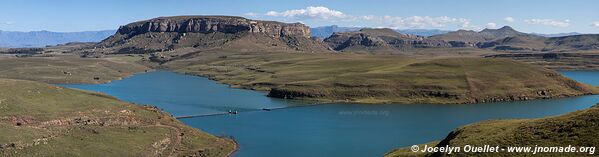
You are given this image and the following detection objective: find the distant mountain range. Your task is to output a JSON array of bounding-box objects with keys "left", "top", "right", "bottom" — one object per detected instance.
[
  {"left": 315, "top": 25, "right": 599, "bottom": 53},
  {"left": 0, "top": 30, "right": 115, "bottom": 48},
  {"left": 533, "top": 32, "right": 582, "bottom": 37},
  {"left": 430, "top": 26, "right": 599, "bottom": 51},
  {"left": 0, "top": 24, "right": 586, "bottom": 49},
  {"left": 311, "top": 25, "right": 582, "bottom": 39},
  {"left": 324, "top": 28, "right": 451, "bottom": 53},
  {"left": 429, "top": 26, "right": 532, "bottom": 43},
  {"left": 311, "top": 25, "right": 450, "bottom": 38}
]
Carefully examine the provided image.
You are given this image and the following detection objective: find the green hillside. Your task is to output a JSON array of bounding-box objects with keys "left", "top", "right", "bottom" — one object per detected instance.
[
  {"left": 166, "top": 52, "right": 597, "bottom": 104},
  {"left": 0, "top": 79, "right": 235, "bottom": 156},
  {"left": 386, "top": 104, "right": 599, "bottom": 157}
]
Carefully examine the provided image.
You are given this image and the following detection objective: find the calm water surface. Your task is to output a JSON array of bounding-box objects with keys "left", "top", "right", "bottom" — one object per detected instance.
[
  {"left": 561, "top": 71, "right": 599, "bottom": 86},
  {"left": 62, "top": 71, "right": 599, "bottom": 157}
]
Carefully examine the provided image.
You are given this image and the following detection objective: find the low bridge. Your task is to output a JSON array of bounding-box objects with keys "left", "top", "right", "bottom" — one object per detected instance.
[{"left": 174, "top": 103, "right": 324, "bottom": 119}]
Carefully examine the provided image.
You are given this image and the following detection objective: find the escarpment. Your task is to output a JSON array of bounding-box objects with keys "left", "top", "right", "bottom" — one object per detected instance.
[
  {"left": 114, "top": 16, "right": 311, "bottom": 38},
  {"left": 96, "top": 16, "right": 329, "bottom": 56},
  {"left": 324, "top": 28, "right": 452, "bottom": 53}
]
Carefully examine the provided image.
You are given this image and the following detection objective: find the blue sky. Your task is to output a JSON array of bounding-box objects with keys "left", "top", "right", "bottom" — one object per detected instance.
[{"left": 1, "top": 0, "right": 598, "bottom": 34}]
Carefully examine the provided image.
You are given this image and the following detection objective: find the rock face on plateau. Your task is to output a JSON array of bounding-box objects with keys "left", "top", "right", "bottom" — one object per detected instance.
[
  {"left": 97, "top": 16, "right": 328, "bottom": 56},
  {"left": 116, "top": 16, "right": 311, "bottom": 38},
  {"left": 430, "top": 26, "right": 532, "bottom": 44},
  {"left": 324, "top": 28, "right": 452, "bottom": 53},
  {"left": 430, "top": 26, "right": 599, "bottom": 52},
  {"left": 429, "top": 26, "right": 553, "bottom": 51}
]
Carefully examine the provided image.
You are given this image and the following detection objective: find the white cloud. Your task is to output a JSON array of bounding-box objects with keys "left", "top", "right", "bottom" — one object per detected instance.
[
  {"left": 359, "top": 15, "right": 376, "bottom": 21},
  {"left": 244, "top": 12, "right": 258, "bottom": 17},
  {"left": 504, "top": 17, "right": 515, "bottom": 23},
  {"left": 265, "top": 6, "right": 346, "bottom": 20},
  {"left": 592, "top": 21, "right": 599, "bottom": 27},
  {"left": 524, "top": 19, "right": 570, "bottom": 27},
  {"left": 1, "top": 21, "right": 14, "bottom": 25},
  {"left": 486, "top": 22, "right": 497, "bottom": 29},
  {"left": 261, "top": 6, "right": 479, "bottom": 30},
  {"left": 377, "top": 15, "right": 477, "bottom": 29}
]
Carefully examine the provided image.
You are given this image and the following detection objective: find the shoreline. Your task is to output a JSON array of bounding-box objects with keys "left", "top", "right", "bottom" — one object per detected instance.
[
  {"left": 225, "top": 137, "right": 240, "bottom": 157},
  {"left": 54, "top": 68, "right": 598, "bottom": 106},
  {"left": 168, "top": 69, "right": 599, "bottom": 105},
  {"left": 55, "top": 69, "right": 599, "bottom": 157}
]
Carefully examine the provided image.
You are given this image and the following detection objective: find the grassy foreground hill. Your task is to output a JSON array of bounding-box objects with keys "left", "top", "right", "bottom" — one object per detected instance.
[
  {"left": 487, "top": 50, "right": 599, "bottom": 70},
  {"left": 0, "top": 79, "right": 235, "bottom": 156},
  {"left": 385, "top": 104, "right": 599, "bottom": 157},
  {"left": 165, "top": 51, "right": 597, "bottom": 104},
  {"left": 0, "top": 56, "right": 150, "bottom": 84}
]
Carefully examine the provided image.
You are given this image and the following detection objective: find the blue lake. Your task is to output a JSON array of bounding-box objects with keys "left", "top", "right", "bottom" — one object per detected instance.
[
  {"left": 561, "top": 71, "right": 599, "bottom": 86},
  {"left": 62, "top": 71, "right": 599, "bottom": 157}
]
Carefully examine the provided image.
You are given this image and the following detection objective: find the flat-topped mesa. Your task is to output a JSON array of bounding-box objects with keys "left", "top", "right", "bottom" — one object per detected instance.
[
  {"left": 429, "top": 25, "right": 546, "bottom": 49},
  {"left": 324, "top": 28, "right": 452, "bottom": 53},
  {"left": 116, "top": 16, "right": 311, "bottom": 38},
  {"left": 95, "top": 16, "right": 330, "bottom": 57}
]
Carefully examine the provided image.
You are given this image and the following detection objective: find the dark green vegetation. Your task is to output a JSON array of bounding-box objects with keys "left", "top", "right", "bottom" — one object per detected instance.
[
  {"left": 0, "top": 79, "right": 235, "bottom": 156},
  {"left": 164, "top": 51, "right": 597, "bottom": 104},
  {"left": 0, "top": 48, "right": 44, "bottom": 55},
  {"left": 385, "top": 104, "right": 599, "bottom": 157}
]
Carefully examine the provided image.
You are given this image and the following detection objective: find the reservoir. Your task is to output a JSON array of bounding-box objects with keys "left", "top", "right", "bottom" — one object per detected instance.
[{"left": 62, "top": 71, "right": 599, "bottom": 157}]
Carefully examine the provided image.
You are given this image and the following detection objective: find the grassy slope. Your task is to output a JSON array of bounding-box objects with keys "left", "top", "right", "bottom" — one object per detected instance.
[
  {"left": 386, "top": 104, "right": 599, "bottom": 157},
  {"left": 0, "top": 79, "right": 235, "bottom": 156},
  {"left": 488, "top": 50, "right": 599, "bottom": 71},
  {"left": 165, "top": 51, "right": 597, "bottom": 104},
  {"left": 0, "top": 56, "right": 150, "bottom": 84},
  {"left": 385, "top": 141, "right": 440, "bottom": 157}
]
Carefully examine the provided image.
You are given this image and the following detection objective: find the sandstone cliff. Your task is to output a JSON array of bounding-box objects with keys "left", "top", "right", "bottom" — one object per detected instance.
[
  {"left": 430, "top": 26, "right": 533, "bottom": 44},
  {"left": 96, "top": 16, "right": 329, "bottom": 58},
  {"left": 324, "top": 28, "right": 452, "bottom": 53},
  {"left": 115, "top": 16, "right": 311, "bottom": 38}
]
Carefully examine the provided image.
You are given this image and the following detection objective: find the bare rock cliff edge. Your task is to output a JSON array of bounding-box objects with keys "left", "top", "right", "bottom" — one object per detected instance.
[{"left": 97, "top": 16, "right": 329, "bottom": 54}]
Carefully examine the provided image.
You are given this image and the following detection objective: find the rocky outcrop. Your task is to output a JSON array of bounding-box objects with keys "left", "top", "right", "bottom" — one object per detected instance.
[
  {"left": 478, "top": 26, "right": 529, "bottom": 40},
  {"left": 324, "top": 28, "right": 452, "bottom": 53},
  {"left": 428, "top": 26, "right": 599, "bottom": 52},
  {"left": 92, "top": 18, "right": 599, "bottom": 58},
  {"left": 486, "top": 52, "right": 599, "bottom": 70},
  {"left": 115, "top": 16, "right": 311, "bottom": 38},
  {"left": 477, "top": 35, "right": 548, "bottom": 51},
  {"left": 546, "top": 34, "right": 599, "bottom": 50},
  {"left": 429, "top": 26, "right": 548, "bottom": 50},
  {"left": 482, "top": 34, "right": 599, "bottom": 52},
  {"left": 96, "top": 16, "right": 328, "bottom": 57},
  {"left": 431, "top": 26, "right": 533, "bottom": 44},
  {"left": 430, "top": 26, "right": 599, "bottom": 52}
]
